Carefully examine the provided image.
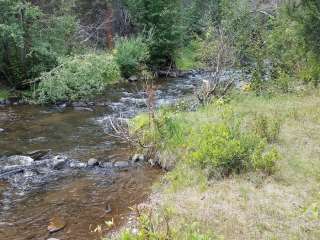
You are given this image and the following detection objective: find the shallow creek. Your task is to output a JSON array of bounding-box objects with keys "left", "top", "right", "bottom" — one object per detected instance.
[{"left": 0, "top": 74, "right": 203, "bottom": 240}]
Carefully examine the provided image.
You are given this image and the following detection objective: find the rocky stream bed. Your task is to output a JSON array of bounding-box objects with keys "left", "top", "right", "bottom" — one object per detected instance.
[{"left": 0, "top": 72, "right": 210, "bottom": 240}]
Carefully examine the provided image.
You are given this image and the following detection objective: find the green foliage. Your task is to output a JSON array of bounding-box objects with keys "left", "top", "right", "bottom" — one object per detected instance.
[
  {"left": 266, "top": 2, "right": 320, "bottom": 88},
  {"left": 299, "top": 1, "right": 320, "bottom": 59},
  {"left": 175, "top": 39, "right": 203, "bottom": 70},
  {"left": 188, "top": 122, "right": 277, "bottom": 177},
  {"left": 252, "top": 114, "right": 281, "bottom": 143},
  {"left": 0, "top": 89, "right": 10, "bottom": 100},
  {"left": 221, "top": 0, "right": 267, "bottom": 67},
  {"left": 114, "top": 36, "right": 149, "bottom": 78},
  {"left": 34, "top": 53, "right": 120, "bottom": 103},
  {"left": 132, "top": 103, "right": 280, "bottom": 178},
  {"left": 124, "top": 0, "right": 184, "bottom": 67},
  {"left": 0, "top": 0, "right": 77, "bottom": 88}
]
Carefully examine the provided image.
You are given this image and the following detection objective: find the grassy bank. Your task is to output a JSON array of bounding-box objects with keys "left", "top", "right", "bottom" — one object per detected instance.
[{"left": 113, "top": 89, "right": 320, "bottom": 240}]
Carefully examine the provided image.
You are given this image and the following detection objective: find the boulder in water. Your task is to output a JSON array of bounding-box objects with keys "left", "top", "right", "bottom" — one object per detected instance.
[
  {"left": 87, "top": 158, "right": 99, "bottom": 167},
  {"left": 132, "top": 154, "right": 145, "bottom": 163},
  {"left": 0, "top": 128, "right": 4, "bottom": 133},
  {"left": 52, "top": 155, "right": 67, "bottom": 170}
]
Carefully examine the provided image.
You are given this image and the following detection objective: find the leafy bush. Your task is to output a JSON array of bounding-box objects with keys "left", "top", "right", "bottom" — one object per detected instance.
[
  {"left": 188, "top": 123, "right": 277, "bottom": 177},
  {"left": 131, "top": 104, "right": 279, "bottom": 177},
  {"left": 114, "top": 37, "right": 149, "bottom": 78},
  {"left": 124, "top": 0, "right": 184, "bottom": 67},
  {"left": 0, "top": 0, "right": 77, "bottom": 88},
  {"left": 34, "top": 53, "right": 120, "bottom": 103},
  {"left": 175, "top": 39, "right": 203, "bottom": 70}
]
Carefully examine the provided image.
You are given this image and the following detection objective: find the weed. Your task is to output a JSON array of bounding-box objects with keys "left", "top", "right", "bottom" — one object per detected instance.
[{"left": 252, "top": 113, "right": 281, "bottom": 143}]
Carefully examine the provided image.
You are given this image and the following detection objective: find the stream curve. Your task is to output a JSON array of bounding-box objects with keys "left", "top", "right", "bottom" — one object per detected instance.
[{"left": 0, "top": 73, "right": 203, "bottom": 240}]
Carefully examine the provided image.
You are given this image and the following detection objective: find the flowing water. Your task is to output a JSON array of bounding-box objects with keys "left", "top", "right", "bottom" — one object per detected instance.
[{"left": 0, "top": 74, "right": 203, "bottom": 240}]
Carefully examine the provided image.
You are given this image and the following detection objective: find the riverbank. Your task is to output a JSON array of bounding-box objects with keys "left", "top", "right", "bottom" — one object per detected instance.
[
  {"left": 0, "top": 73, "right": 204, "bottom": 240},
  {"left": 113, "top": 88, "right": 320, "bottom": 239}
]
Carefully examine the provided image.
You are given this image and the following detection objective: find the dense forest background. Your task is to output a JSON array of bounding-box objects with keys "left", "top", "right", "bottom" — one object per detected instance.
[{"left": 0, "top": 0, "right": 319, "bottom": 103}]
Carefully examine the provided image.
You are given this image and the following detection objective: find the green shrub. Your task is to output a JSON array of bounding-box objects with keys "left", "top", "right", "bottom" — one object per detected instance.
[
  {"left": 114, "top": 37, "right": 149, "bottom": 78},
  {"left": 251, "top": 144, "right": 279, "bottom": 175},
  {"left": 131, "top": 104, "right": 279, "bottom": 177},
  {"left": 0, "top": 0, "right": 77, "bottom": 88},
  {"left": 34, "top": 53, "right": 120, "bottom": 103},
  {"left": 124, "top": 0, "right": 184, "bottom": 67},
  {"left": 188, "top": 122, "right": 277, "bottom": 177},
  {"left": 252, "top": 114, "right": 281, "bottom": 143},
  {"left": 175, "top": 39, "right": 203, "bottom": 70}
]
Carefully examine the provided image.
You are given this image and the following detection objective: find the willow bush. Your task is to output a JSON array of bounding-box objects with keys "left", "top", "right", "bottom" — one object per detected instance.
[{"left": 34, "top": 53, "right": 120, "bottom": 103}]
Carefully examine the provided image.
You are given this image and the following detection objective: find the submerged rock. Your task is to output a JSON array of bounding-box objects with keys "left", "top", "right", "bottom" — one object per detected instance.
[{"left": 47, "top": 217, "right": 66, "bottom": 233}]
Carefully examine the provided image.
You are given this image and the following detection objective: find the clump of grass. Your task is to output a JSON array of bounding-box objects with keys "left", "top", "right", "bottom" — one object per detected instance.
[{"left": 251, "top": 113, "right": 282, "bottom": 143}]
